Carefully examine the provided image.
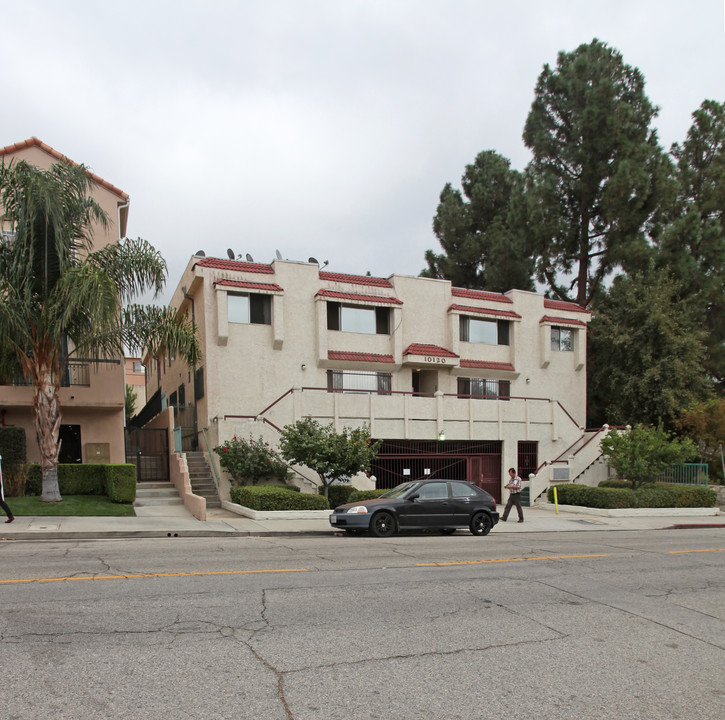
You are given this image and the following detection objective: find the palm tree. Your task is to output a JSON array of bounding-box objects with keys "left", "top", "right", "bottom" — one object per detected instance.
[{"left": 0, "top": 160, "right": 200, "bottom": 501}]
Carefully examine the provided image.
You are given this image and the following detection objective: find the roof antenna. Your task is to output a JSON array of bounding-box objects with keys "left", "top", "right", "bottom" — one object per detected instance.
[
  {"left": 275, "top": 249, "right": 283, "bottom": 260},
  {"left": 246, "top": 253, "right": 254, "bottom": 262},
  {"left": 308, "top": 257, "right": 318, "bottom": 264},
  {"left": 226, "top": 248, "right": 235, "bottom": 260}
]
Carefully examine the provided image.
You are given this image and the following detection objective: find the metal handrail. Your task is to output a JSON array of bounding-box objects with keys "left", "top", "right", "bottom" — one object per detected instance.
[{"left": 200, "top": 427, "right": 222, "bottom": 491}]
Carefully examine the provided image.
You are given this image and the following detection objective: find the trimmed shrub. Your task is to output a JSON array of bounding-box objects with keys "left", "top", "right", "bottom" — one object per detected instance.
[
  {"left": 323, "top": 484, "right": 356, "bottom": 508},
  {"left": 348, "top": 489, "right": 388, "bottom": 503},
  {"left": 104, "top": 465, "right": 137, "bottom": 503},
  {"left": 0, "top": 426, "right": 27, "bottom": 496},
  {"left": 24, "top": 464, "right": 136, "bottom": 503},
  {"left": 548, "top": 482, "right": 716, "bottom": 509},
  {"left": 214, "top": 435, "right": 288, "bottom": 484},
  {"left": 598, "top": 479, "right": 633, "bottom": 489},
  {"left": 230, "top": 485, "right": 330, "bottom": 511}
]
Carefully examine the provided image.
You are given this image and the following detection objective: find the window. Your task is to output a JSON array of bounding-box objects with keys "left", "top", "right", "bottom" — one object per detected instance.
[
  {"left": 228, "top": 293, "right": 272, "bottom": 325},
  {"left": 132, "top": 361, "right": 144, "bottom": 374},
  {"left": 460, "top": 316, "right": 509, "bottom": 345},
  {"left": 169, "top": 390, "right": 178, "bottom": 408},
  {"left": 178, "top": 383, "right": 186, "bottom": 407},
  {"left": 194, "top": 366, "right": 204, "bottom": 400},
  {"left": 451, "top": 481, "right": 479, "bottom": 498},
  {"left": 327, "top": 302, "right": 390, "bottom": 334},
  {"left": 551, "top": 327, "right": 573, "bottom": 351},
  {"left": 457, "top": 377, "right": 510, "bottom": 400},
  {"left": 327, "top": 370, "right": 392, "bottom": 394},
  {"left": 416, "top": 482, "right": 448, "bottom": 500},
  {"left": 518, "top": 441, "right": 538, "bottom": 479}
]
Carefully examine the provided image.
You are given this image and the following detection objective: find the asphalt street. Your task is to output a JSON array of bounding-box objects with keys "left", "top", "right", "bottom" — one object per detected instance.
[{"left": 1, "top": 529, "right": 723, "bottom": 720}]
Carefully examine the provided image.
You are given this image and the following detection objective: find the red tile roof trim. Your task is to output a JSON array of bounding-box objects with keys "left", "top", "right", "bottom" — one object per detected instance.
[
  {"left": 328, "top": 351, "right": 395, "bottom": 363},
  {"left": 215, "top": 279, "right": 283, "bottom": 292},
  {"left": 404, "top": 343, "right": 459, "bottom": 358},
  {"left": 543, "top": 299, "right": 590, "bottom": 314},
  {"left": 449, "top": 303, "right": 521, "bottom": 319},
  {"left": 452, "top": 287, "right": 513, "bottom": 303},
  {"left": 0, "top": 137, "right": 129, "bottom": 200},
  {"left": 194, "top": 257, "right": 275, "bottom": 274},
  {"left": 540, "top": 315, "right": 587, "bottom": 327},
  {"left": 319, "top": 271, "right": 393, "bottom": 288},
  {"left": 316, "top": 289, "right": 402, "bottom": 305},
  {"left": 460, "top": 360, "right": 516, "bottom": 371}
]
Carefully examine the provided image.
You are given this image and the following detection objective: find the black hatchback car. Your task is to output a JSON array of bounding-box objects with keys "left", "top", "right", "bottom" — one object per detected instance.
[{"left": 329, "top": 479, "right": 499, "bottom": 537}]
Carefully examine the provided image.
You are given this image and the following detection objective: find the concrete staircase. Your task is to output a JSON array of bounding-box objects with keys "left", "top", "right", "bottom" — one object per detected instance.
[
  {"left": 185, "top": 451, "right": 221, "bottom": 508},
  {"left": 134, "top": 481, "right": 183, "bottom": 508}
]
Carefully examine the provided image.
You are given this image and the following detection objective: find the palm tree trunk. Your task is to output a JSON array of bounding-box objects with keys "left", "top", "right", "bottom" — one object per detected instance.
[{"left": 33, "top": 369, "right": 63, "bottom": 502}]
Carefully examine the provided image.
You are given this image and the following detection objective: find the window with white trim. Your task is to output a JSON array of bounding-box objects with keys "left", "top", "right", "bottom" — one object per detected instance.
[
  {"left": 327, "top": 369, "right": 392, "bottom": 394},
  {"left": 228, "top": 293, "right": 272, "bottom": 325},
  {"left": 327, "top": 302, "right": 390, "bottom": 334},
  {"left": 457, "top": 377, "right": 510, "bottom": 400},
  {"left": 551, "top": 327, "right": 574, "bottom": 351},
  {"left": 460, "top": 316, "right": 509, "bottom": 345}
]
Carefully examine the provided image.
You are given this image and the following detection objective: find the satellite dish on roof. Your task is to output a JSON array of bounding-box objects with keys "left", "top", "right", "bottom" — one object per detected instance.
[
  {"left": 246, "top": 253, "right": 254, "bottom": 262},
  {"left": 308, "top": 257, "right": 318, "bottom": 264},
  {"left": 275, "top": 249, "right": 283, "bottom": 260},
  {"left": 227, "top": 248, "right": 235, "bottom": 260},
  {"left": 194, "top": 250, "right": 206, "bottom": 257}
]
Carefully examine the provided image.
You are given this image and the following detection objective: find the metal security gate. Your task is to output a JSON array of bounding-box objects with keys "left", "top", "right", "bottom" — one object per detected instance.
[
  {"left": 371, "top": 439, "right": 502, "bottom": 503},
  {"left": 124, "top": 427, "right": 169, "bottom": 483}
]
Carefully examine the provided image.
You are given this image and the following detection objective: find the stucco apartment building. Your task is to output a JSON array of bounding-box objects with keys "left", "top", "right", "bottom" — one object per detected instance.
[
  {"left": 146, "top": 254, "right": 604, "bottom": 504},
  {"left": 0, "top": 138, "right": 129, "bottom": 465}
]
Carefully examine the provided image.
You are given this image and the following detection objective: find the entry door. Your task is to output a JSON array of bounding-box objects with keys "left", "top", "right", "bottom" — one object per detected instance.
[
  {"left": 469, "top": 455, "right": 501, "bottom": 503},
  {"left": 59, "top": 424, "right": 82, "bottom": 464}
]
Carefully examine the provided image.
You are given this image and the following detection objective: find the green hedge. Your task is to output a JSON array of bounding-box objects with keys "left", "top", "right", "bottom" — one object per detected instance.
[
  {"left": 322, "top": 484, "right": 356, "bottom": 508},
  {"left": 598, "top": 479, "right": 633, "bottom": 489},
  {"left": 25, "top": 464, "right": 136, "bottom": 503},
  {"left": 0, "top": 426, "right": 27, "bottom": 496},
  {"left": 348, "top": 489, "right": 388, "bottom": 503},
  {"left": 548, "top": 483, "right": 717, "bottom": 509},
  {"left": 230, "top": 485, "right": 330, "bottom": 511}
]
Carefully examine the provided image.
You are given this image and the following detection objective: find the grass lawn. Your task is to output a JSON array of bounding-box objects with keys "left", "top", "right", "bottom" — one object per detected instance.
[{"left": 6, "top": 495, "right": 136, "bottom": 517}]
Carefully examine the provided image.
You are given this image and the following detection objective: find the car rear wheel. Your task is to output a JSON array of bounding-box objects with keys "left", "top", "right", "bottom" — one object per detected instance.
[
  {"left": 370, "top": 511, "right": 396, "bottom": 538},
  {"left": 470, "top": 512, "right": 493, "bottom": 536}
]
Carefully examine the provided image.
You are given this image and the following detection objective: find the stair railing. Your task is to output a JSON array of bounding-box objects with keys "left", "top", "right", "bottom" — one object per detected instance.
[{"left": 200, "top": 427, "right": 222, "bottom": 491}]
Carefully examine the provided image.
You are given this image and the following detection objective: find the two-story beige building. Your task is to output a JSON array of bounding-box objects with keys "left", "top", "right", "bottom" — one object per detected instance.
[
  {"left": 0, "top": 138, "right": 129, "bottom": 465},
  {"left": 146, "top": 254, "right": 602, "bottom": 504}
]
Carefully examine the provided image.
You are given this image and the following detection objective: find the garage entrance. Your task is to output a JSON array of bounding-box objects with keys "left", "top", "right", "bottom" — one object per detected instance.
[{"left": 371, "top": 439, "right": 502, "bottom": 503}]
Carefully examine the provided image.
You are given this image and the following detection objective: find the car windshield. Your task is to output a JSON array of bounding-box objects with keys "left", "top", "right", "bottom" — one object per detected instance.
[{"left": 379, "top": 481, "right": 421, "bottom": 499}]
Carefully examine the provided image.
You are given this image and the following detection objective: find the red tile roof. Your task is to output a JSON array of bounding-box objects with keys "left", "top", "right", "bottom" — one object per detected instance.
[
  {"left": 194, "top": 257, "right": 275, "bottom": 274},
  {"left": 328, "top": 351, "right": 395, "bottom": 363},
  {"left": 460, "top": 360, "right": 516, "bottom": 371},
  {"left": 449, "top": 303, "right": 521, "bottom": 319},
  {"left": 404, "top": 343, "right": 459, "bottom": 358},
  {"left": 540, "top": 315, "right": 587, "bottom": 327},
  {"left": 0, "top": 137, "right": 129, "bottom": 200},
  {"left": 319, "top": 271, "right": 393, "bottom": 288},
  {"left": 543, "top": 299, "right": 590, "bottom": 314},
  {"left": 215, "top": 279, "right": 283, "bottom": 292},
  {"left": 452, "top": 287, "right": 513, "bottom": 303},
  {"left": 317, "top": 289, "right": 402, "bottom": 305}
]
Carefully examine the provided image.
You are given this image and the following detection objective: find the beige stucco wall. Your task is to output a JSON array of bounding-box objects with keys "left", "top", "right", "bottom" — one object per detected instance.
[{"left": 146, "top": 256, "right": 594, "bottom": 499}]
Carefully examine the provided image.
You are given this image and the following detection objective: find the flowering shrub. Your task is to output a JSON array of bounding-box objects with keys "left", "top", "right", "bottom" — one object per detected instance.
[{"left": 214, "top": 435, "right": 289, "bottom": 485}]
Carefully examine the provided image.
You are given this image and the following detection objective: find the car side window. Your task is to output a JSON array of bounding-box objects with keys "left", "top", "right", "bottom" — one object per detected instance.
[
  {"left": 451, "top": 482, "right": 478, "bottom": 498},
  {"left": 416, "top": 482, "right": 448, "bottom": 500}
]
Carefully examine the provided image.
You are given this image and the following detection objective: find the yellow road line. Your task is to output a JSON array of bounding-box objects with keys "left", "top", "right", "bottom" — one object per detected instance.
[
  {"left": 0, "top": 568, "right": 308, "bottom": 585},
  {"left": 667, "top": 548, "right": 725, "bottom": 555},
  {"left": 417, "top": 553, "right": 610, "bottom": 567}
]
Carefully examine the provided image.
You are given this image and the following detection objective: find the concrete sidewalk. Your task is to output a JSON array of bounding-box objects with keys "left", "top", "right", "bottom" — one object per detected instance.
[{"left": 1, "top": 501, "right": 722, "bottom": 540}]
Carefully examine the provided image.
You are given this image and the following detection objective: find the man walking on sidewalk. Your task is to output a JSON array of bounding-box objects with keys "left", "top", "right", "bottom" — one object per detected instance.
[{"left": 501, "top": 467, "right": 523, "bottom": 523}]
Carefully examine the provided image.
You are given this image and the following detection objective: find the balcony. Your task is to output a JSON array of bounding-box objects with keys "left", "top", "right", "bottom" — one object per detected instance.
[{"left": 0, "top": 361, "right": 91, "bottom": 388}]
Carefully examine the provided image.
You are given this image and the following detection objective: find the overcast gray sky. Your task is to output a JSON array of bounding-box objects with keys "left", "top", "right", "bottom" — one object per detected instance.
[{"left": 3, "top": 1, "right": 724, "bottom": 303}]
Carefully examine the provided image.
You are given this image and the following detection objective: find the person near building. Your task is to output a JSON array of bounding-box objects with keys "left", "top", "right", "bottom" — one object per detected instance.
[
  {"left": 501, "top": 467, "right": 523, "bottom": 523},
  {"left": 0, "top": 458, "right": 14, "bottom": 523}
]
